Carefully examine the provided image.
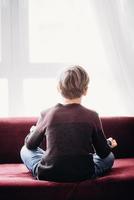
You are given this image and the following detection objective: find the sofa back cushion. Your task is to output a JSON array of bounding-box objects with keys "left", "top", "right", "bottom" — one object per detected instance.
[
  {"left": 0, "top": 117, "right": 134, "bottom": 163},
  {"left": 101, "top": 117, "right": 134, "bottom": 158},
  {"left": 0, "top": 117, "right": 37, "bottom": 163}
]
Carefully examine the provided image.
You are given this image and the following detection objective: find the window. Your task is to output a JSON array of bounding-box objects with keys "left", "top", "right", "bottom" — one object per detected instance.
[
  {"left": 28, "top": 0, "right": 106, "bottom": 65},
  {"left": 83, "top": 73, "right": 126, "bottom": 116},
  {"left": 23, "top": 78, "right": 60, "bottom": 116},
  {"left": 0, "top": 0, "right": 133, "bottom": 117}
]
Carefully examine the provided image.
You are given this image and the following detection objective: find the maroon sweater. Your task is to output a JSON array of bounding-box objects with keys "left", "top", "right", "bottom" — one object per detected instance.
[{"left": 25, "top": 103, "right": 111, "bottom": 182}]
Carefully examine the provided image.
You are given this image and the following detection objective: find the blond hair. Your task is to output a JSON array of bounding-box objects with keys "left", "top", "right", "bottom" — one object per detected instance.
[{"left": 59, "top": 65, "right": 90, "bottom": 99}]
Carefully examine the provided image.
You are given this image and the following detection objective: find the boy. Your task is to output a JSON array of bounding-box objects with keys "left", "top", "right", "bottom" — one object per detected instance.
[{"left": 20, "top": 65, "right": 117, "bottom": 182}]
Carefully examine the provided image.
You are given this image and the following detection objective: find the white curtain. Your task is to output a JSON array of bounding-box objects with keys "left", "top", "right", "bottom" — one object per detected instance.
[{"left": 90, "top": 0, "right": 134, "bottom": 115}]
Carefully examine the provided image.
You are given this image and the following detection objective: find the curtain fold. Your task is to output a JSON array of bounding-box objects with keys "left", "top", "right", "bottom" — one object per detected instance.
[{"left": 91, "top": 0, "right": 134, "bottom": 115}]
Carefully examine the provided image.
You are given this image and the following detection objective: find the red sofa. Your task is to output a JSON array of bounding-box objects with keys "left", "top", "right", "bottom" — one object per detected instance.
[{"left": 0, "top": 117, "right": 134, "bottom": 200}]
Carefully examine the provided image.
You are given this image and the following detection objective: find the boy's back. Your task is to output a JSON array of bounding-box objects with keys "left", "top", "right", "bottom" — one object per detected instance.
[{"left": 36, "top": 103, "right": 110, "bottom": 181}]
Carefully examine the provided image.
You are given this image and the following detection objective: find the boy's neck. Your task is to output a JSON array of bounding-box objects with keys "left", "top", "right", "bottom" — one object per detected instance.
[{"left": 62, "top": 97, "right": 82, "bottom": 105}]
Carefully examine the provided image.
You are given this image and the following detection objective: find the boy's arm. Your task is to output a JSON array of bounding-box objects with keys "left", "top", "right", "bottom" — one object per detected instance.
[
  {"left": 25, "top": 112, "right": 46, "bottom": 149},
  {"left": 92, "top": 113, "right": 112, "bottom": 158},
  {"left": 92, "top": 114, "right": 117, "bottom": 158},
  {"left": 92, "top": 129, "right": 111, "bottom": 158}
]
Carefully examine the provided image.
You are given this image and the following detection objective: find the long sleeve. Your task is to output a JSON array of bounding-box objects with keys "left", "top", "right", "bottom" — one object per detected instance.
[
  {"left": 92, "top": 114, "right": 111, "bottom": 158},
  {"left": 25, "top": 112, "right": 46, "bottom": 149}
]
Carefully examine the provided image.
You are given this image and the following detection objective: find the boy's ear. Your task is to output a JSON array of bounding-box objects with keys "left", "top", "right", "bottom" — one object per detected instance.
[{"left": 83, "top": 87, "right": 88, "bottom": 96}]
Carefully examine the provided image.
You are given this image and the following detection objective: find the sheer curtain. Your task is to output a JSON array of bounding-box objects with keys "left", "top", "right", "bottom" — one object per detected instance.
[{"left": 90, "top": 0, "right": 134, "bottom": 115}]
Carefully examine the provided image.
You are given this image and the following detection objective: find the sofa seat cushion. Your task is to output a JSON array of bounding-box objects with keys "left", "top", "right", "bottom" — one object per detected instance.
[{"left": 0, "top": 158, "right": 134, "bottom": 200}]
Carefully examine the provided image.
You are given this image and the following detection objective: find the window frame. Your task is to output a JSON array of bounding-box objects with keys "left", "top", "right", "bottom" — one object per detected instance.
[{"left": 0, "top": 0, "right": 65, "bottom": 116}]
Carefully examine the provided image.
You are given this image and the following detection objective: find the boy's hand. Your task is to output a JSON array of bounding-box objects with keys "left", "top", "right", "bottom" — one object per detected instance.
[
  {"left": 30, "top": 125, "right": 36, "bottom": 132},
  {"left": 107, "top": 137, "right": 118, "bottom": 148}
]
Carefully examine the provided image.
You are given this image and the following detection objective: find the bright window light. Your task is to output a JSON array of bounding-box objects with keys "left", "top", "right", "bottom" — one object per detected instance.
[
  {"left": 23, "top": 76, "right": 127, "bottom": 117},
  {"left": 28, "top": 0, "right": 106, "bottom": 65},
  {"left": 0, "top": 1, "right": 131, "bottom": 117},
  {"left": 83, "top": 74, "right": 127, "bottom": 116},
  {"left": 23, "top": 78, "right": 61, "bottom": 116},
  {"left": 28, "top": 0, "right": 127, "bottom": 116},
  {"left": 0, "top": 79, "right": 8, "bottom": 116}
]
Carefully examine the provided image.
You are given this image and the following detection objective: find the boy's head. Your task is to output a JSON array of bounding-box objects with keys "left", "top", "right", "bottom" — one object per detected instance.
[{"left": 58, "top": 65, "right": 90, "bottom": 99}]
